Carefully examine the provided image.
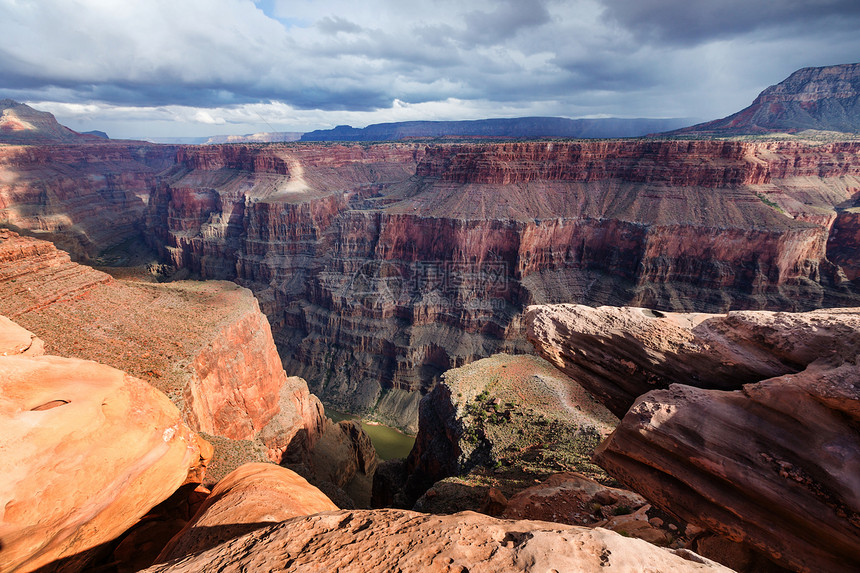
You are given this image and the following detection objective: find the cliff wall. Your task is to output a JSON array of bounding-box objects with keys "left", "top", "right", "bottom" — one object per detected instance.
[
  {"left": 0, "top": 143, "right": 177, "bottom": 259},
  {"left": 146, "top": 140, "right": 860, "bottom": 429}
]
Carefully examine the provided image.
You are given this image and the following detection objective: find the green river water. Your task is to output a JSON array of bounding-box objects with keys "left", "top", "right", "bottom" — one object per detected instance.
[{"left": 326, "top": 409, "right": 416, "bottom": 460}]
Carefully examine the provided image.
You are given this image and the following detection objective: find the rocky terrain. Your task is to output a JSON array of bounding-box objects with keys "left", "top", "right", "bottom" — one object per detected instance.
[
  {"left": 0, "top": 141, "right": 176, "bottom": 259},
  {"left": 3, "top": 127, "right": 860, "bottom": 429},
  {"left": 145, "top": 138, "right": 860, "bottom": 429},
  {"left": 668, "top": 63, "right": 860, "bottom": 136},
  {"left": 393, "top": 354, "right": 617, "bottom": 509},
  {"left": 142, "top": 508, "right": 732, "bottom": 573},
  {"left": 526, "top": 303, "right": 860, "bottom": 573}
]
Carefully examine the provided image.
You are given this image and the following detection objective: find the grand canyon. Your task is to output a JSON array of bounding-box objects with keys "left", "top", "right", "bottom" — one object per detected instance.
[{"left": 2, "top": 59, "right": 860, "bottom": 573}]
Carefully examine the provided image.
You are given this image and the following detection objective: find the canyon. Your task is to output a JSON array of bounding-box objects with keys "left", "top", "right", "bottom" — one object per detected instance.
[{"left": 3, "top": 136, "right": 860, "bottom": 430}]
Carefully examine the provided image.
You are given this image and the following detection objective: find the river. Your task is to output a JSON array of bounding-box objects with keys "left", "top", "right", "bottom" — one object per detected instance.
[{"left": 326, "top": 409, "right": 416, "bottom": 460}]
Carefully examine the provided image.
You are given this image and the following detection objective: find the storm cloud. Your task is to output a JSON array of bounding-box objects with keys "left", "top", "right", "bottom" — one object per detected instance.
[{"left": 1, "top": 0, "right": 858, "bottom": 138}]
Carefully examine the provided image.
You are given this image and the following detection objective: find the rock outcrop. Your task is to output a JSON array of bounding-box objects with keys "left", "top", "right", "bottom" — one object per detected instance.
[
  {"left": 668, "top": 63, "right": 860, "bottom": 135},
  {"left": 0, "top": 230, "right": 326, "bottom": 473},
  {"left": 526, "top": 303, "right": 860, "bottom": 572},
  {"left": 0, "top": 318, "right": 210, "bottom": 573},
  {"left": 400, "top": 353, "right": 617, "bottom": 508},
  {"left": 155, "top": 463, "right": 337, "bottom": 565},
  {"left": 142, "top": 509, "right": 732, "bottom": 573}
]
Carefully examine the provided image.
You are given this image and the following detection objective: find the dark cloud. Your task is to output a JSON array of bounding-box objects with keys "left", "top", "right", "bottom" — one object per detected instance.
[
  {"left": 2, "top": 0, "right": 859, "bottom": 138},
  {"left": 602, "top": 0, "right": 860, "bottom": 45}
]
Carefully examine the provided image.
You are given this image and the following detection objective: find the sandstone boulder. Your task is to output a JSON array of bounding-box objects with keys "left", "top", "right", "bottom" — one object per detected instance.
[
  {"left": 156, "top": 463, "right": 337, "bottom": 564},
  {"left": 503, "top": 472, "right": 647, "bottom": 527},
  {"left": 595, "top": 369, "right": 860, "bottom": 573},
  {"left": 0, "top": 315, "right": 44, "bottom": 356},
  {"left": 0, "top": 352, "right": 210, "bottom": 573},
  {"left": 526, "top": 304, "right": 860, "bottom": 417},
  {"left": 142, "top": 509, "right": 733, "bottom": 573}
]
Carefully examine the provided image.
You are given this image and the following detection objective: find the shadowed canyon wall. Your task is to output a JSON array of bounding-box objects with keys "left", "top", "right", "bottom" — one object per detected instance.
[{"left": 3, "top": 139, "right": 860, "bottom": 429}]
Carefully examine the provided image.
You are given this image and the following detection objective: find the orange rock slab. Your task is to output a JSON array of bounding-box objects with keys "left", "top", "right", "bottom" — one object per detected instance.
[
  {"left": 156, "top": 463, "right": 337, "bottom": 563},
  {"left": 0, "top": 354, "right": 210, "bottom": 573}
]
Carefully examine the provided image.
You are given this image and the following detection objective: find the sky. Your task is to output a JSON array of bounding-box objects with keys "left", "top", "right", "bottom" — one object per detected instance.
[{"left": 2, "top": 0, "right": 859, "bottom": 139}]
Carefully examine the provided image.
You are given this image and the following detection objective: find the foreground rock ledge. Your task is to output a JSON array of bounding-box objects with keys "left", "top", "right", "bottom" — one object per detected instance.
[
  {"left": 142, "top": 509, "right": 731, "bottom": 573},
  {"left": 0, "top": 352, "right": 210, "bottom": 573},
  {"left": 595, "top": 371, "right": 860, "bottom": 573},
  {"left": 156, "top": 463, "right": 338, "bottom": 564}
]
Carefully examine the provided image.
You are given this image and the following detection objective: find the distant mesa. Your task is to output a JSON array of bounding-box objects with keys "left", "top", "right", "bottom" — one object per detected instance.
[
  {"left": 0, "top": 99, "right": 105, "bottom": 144},
  {"left": 83, "top": 129, "right": 110, "bottom": 139},
  {"left": 300, "top": 116, "right": 695, "bottom": 141},
  {"left": 666, "top": 62, "right": 860, "bottom": 137}
]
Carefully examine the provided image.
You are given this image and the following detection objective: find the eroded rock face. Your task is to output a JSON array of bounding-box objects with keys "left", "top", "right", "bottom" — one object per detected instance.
[
  {"left": 142, "top": 509, "right": 733, "bottom": 573},
  {"left": 155, "top": 463, "right": 337, "bottom": 565},
  {"left": 4, "top": 136, "right": 860, "bottom": 429},
  {"left": 529, "top": 304, "right": 860, "bottom": 572},
  {"left": 0, "top": 142, "right": 176, "bottom": 259},
  {"left": 526, "top": 303, "right": 860, "bottom": 417},
  {"left": 595, "top": 369, "right": 860, "bottom": 573},
  {"left": 0, "top": 349, "right": 210, "bottom": 573}
]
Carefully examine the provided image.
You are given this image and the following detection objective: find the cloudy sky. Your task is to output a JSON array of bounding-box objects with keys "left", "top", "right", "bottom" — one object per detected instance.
[{"left": 2, "top": 0, "right": 859, "bottom": 139}]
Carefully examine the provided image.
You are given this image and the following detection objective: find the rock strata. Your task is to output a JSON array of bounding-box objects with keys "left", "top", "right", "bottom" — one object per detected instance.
[
  {"left": 0, "top": 323, "right": 210, "bottom": 573},
  {"left": 147, "top": 138, "right": 860, "bottom": 429},
  {"left": 142, "top": 509, "right": 732, "bottom": 573}
]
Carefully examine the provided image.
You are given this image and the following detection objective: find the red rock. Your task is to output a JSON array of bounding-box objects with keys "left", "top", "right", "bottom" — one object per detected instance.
[
  {"left": 155, "top": 463, "right": 337, "bottom": 564},
  {"left": 0, "top": 142, "right": 176, "bottom": 258},
  {"left": 0, "top": 351, "right": 210, "bottom": 573},
  {"left": 525, "top": 303, "right": 860, "bottom": 417},
  {"left": 147, "top": 139, "right": 860, "bottom": 430},
  {"left": 142, "top": 509, "right": 732, "bottom": 573}
]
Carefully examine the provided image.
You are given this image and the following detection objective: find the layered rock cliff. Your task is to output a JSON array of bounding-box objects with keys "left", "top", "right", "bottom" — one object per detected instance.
[
  {"left": 0, "top": 142, "right": 176, "bottom": 259},
  {"left": 145, "top": 139, "right": 860, "bottom": 429},
  {"left": 0, "top": 230, "right": 326, "bottom": 466},
  {"left": 2, "top": 135, "right": 860, "bottom": 429}
]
